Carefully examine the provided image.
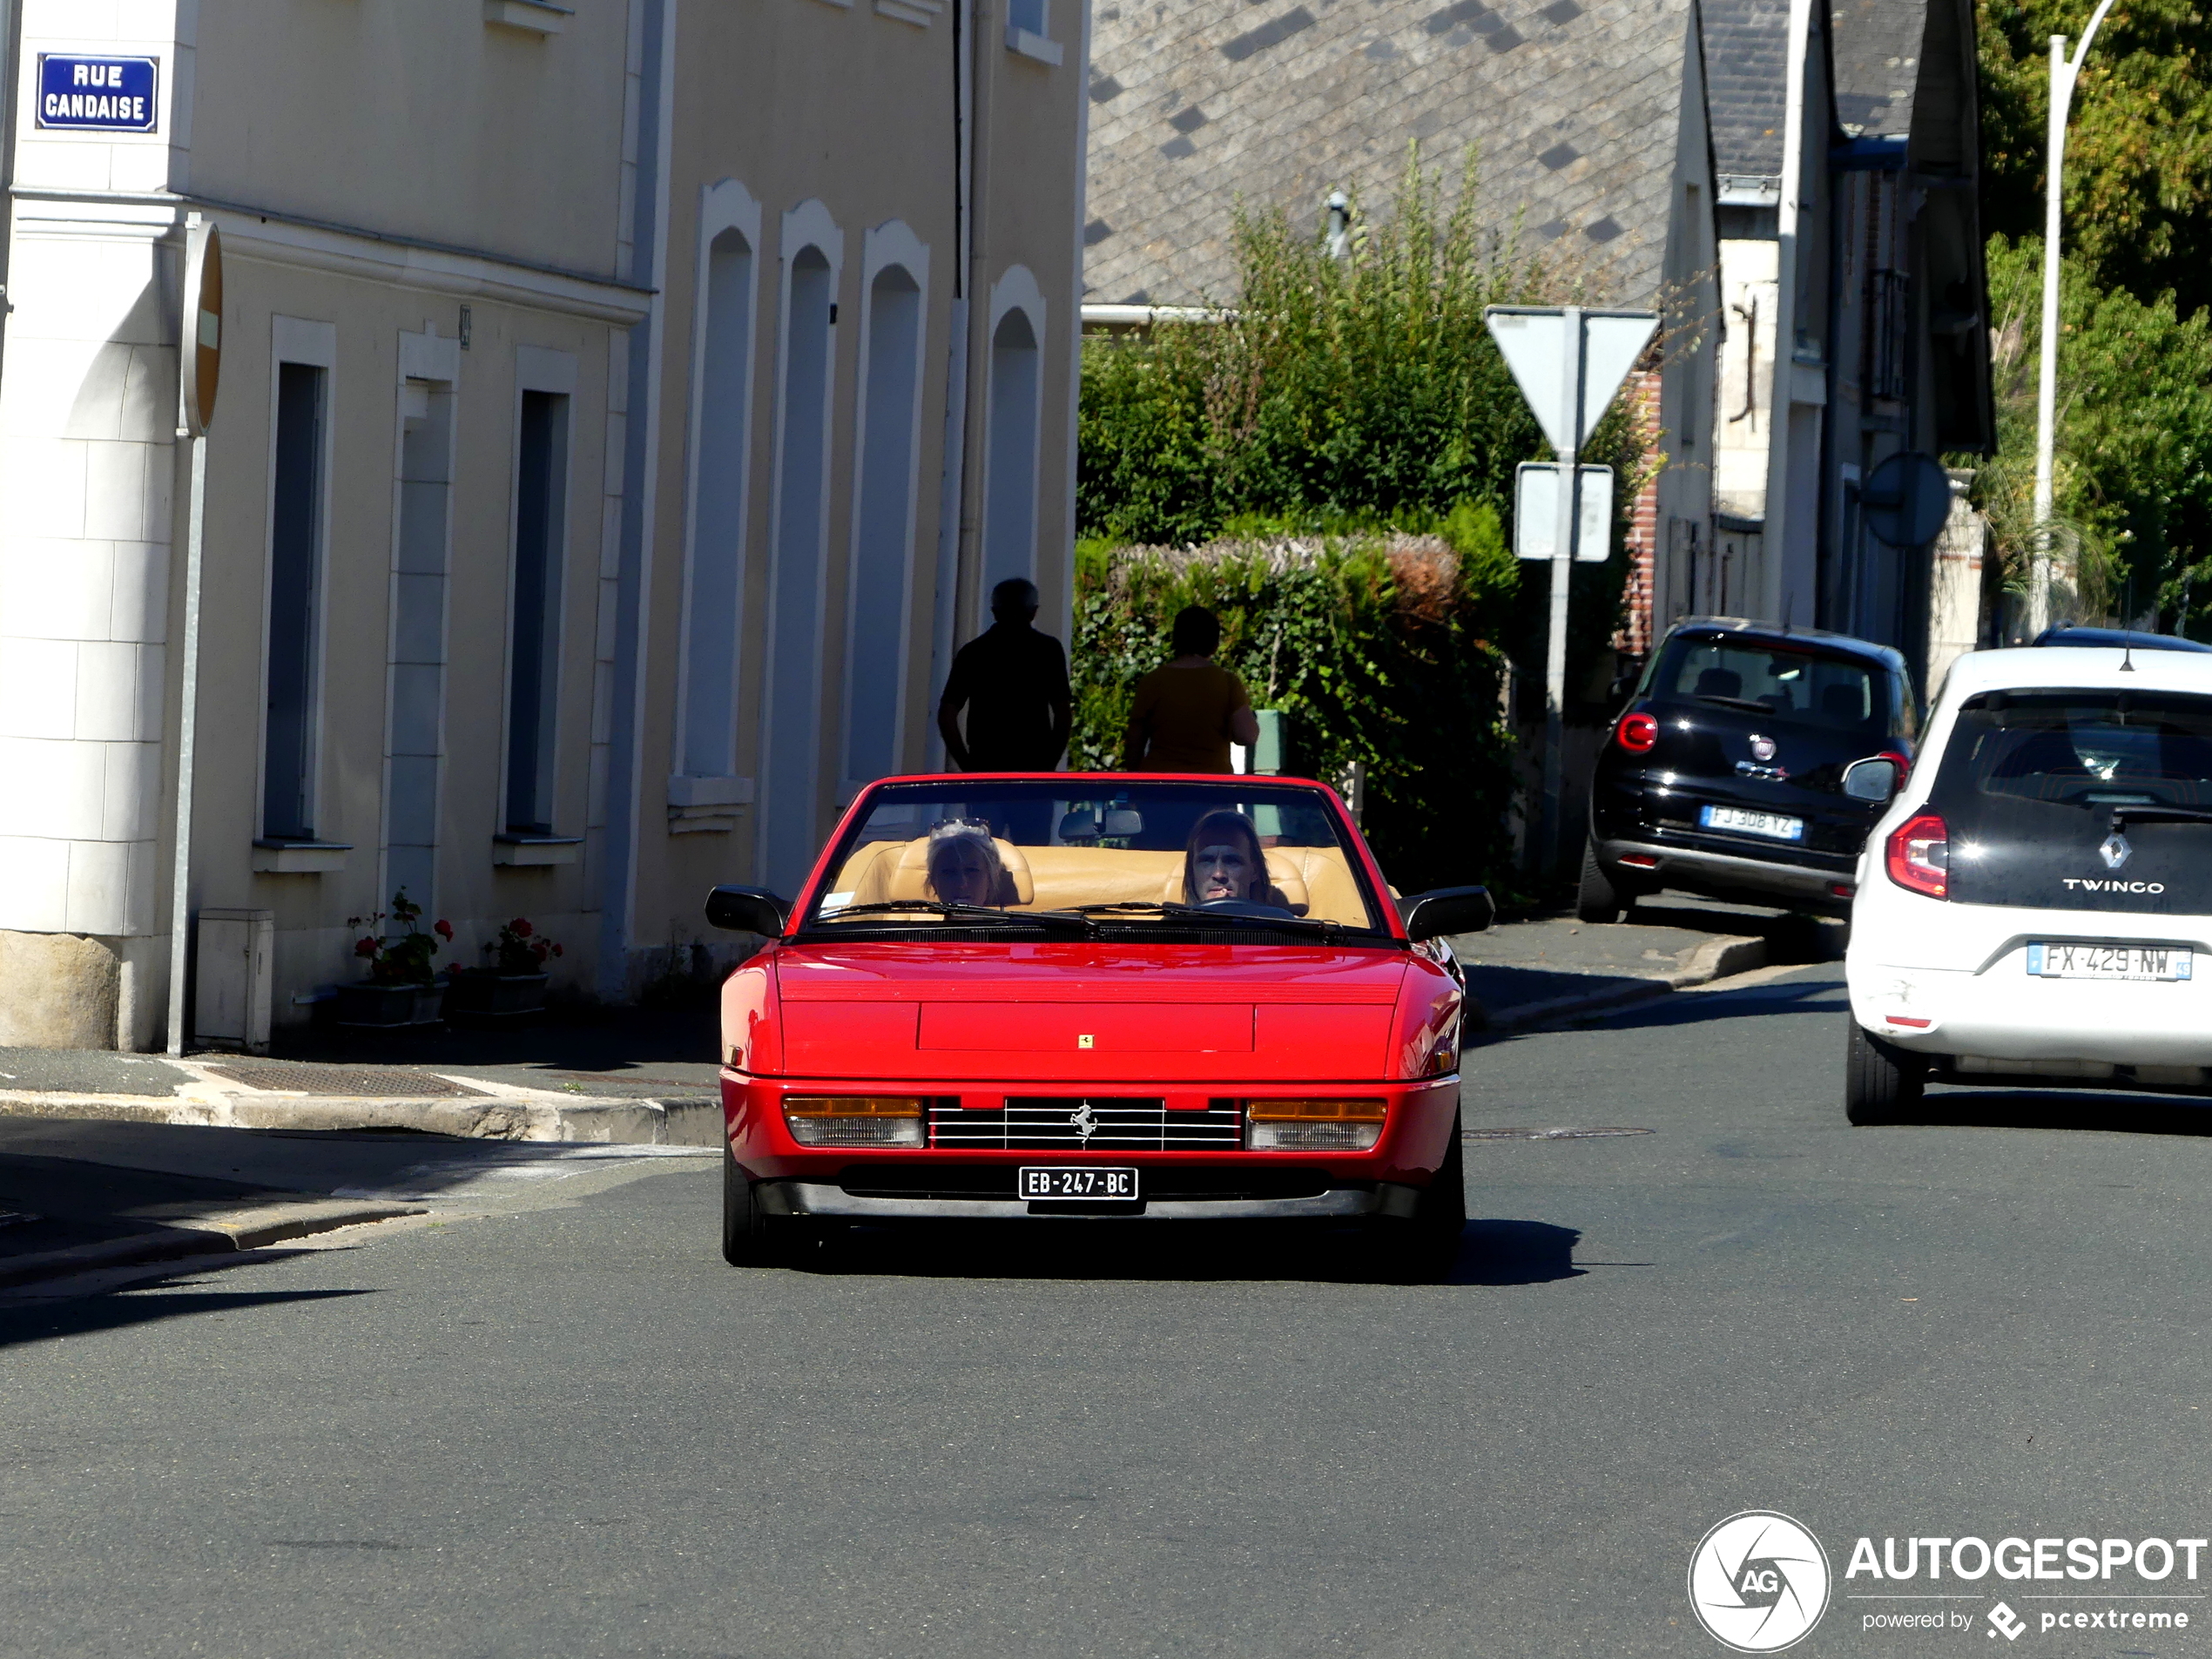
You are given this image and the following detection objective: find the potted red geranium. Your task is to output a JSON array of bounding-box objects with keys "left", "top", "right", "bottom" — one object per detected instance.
[
  {"left": 335, "top": 890, "right": 452, "bottom": 1027},
  {"left": 444, "top": 916, "right": 563, "bottom": 1018}
]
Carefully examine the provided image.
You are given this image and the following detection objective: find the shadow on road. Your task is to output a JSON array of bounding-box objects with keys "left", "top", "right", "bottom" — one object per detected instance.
[
  {"left": 1472, "top": 969, "right": 1849, "bottom": 1048},
  {"left": 0, "top": 1285, "right": 374, "bottom": 1352},
  {"left": 1453, "top": 1219, "right": 1586, "bottom": 1285},
  {"left": 784, "top": 1216, "right": 1590, "bottom": 1288},
  {"left": 1886, "top": 1088, "right": 2212, "bottom": 1139}
]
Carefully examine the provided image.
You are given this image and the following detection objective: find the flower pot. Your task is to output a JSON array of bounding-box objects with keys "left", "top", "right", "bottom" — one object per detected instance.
[
  {"left": 443, "top": 971, "right": 550, "bottom": 1018},
  {"left": 334, "top": 981, "right": 445, "bottom": 1028}
]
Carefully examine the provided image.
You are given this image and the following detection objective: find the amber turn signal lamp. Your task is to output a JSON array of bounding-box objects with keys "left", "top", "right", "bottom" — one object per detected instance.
[
  {"left": 783, "top": 1096, "right": 927, "bottom": 1148},
  {"left": 1245, "top": 1099, "right": 1386, "bottom": 1152}
]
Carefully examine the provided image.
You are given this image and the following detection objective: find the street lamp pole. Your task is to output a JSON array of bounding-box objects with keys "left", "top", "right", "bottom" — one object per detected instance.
[{"left": 2032, "top": 0, "right": 2117, "bottom": 634}]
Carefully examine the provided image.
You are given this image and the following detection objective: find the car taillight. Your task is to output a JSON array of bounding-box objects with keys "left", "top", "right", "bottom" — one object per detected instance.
[
  {"left": 1885, "top": 812, "right": 1949, "bottom": 899},
  {"left": 783, "top": 1096, "right": 927, "bottom": 1147},
  {"left": 1245, "top": 1099, "right": 1386, "bottom": 1151},
  {"left": 1615, "top": 711, "right": 1658, "bottom": 753}
]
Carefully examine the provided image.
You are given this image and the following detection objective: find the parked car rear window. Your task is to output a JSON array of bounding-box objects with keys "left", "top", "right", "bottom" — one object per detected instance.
[
  {"left": 1653, "top": 637, "right": 1885, "bottom": 730},
  {"left": 1942, "top": 691, "right": 2212, "bottom": 810}
]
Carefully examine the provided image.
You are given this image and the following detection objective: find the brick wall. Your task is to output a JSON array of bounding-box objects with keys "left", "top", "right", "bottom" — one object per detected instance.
[{"left": 1616, "top": 366, "right": 1663, "bottom": 657}]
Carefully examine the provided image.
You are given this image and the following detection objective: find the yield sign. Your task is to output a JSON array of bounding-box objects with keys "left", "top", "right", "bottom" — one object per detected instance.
[{"left": 1484, "top": 306, "right": 1659, "bottom": 454}]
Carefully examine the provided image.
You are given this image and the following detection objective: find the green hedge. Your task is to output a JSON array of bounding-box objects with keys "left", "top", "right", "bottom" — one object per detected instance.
[{"left": 1072, "top": 516, "right": 1527, "bottom": 894}]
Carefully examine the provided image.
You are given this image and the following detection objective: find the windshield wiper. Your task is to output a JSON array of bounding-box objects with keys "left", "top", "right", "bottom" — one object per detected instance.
[
  {"left": 810, "top": 900, "right": 1089, "bottom": 928},
  {"left": 1070, "top": 900, "right": 1349, "bottom": 938},
  {"left": 2110, "top": 805, "right": 2212, "bottom": 830},
  {"left": 1691, "top": 693, "right": 1784, "bottom": 714}
]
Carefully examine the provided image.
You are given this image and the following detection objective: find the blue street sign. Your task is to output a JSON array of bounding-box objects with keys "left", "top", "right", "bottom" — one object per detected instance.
[{"left": 36, "top": 56, "right": 158, "bottom": 132}]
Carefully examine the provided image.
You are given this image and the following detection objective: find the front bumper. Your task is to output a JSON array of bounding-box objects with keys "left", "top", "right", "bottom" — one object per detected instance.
[
  {"left": 722, "top": 1072, "right": 1463, "bottom": 1199},
  {"left": 759, "top": 1180, "right": 1420, "bottom": 1221},
  {"left": 1597, "top": 835, "right": 1856, "bottom": 907}
]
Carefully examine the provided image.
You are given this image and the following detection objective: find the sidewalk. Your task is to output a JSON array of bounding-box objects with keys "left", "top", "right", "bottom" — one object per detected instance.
[
  {"left": 1449, "top": 895, "right": 1844, "bottom": 1035},
  {"left": 0, "top": 1005, "right": 724, "bottom": 1146}
]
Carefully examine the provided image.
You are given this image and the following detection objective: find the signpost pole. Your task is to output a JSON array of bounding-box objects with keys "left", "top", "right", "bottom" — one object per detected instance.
[
  {"left": 166, "top": 216, "right": 220, "bottom": 1057},
  {"left": 1541, "top": 307, "right": 1584, "bottom": 879}
]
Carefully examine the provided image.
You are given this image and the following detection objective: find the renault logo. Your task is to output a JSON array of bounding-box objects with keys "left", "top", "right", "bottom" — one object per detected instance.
[{"left": 2099, "top": 832, "right": 2133, "bottom": 871}]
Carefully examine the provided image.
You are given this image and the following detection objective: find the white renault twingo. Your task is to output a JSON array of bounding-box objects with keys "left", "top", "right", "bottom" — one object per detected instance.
[{"left": 1844, "top": 645, "right": 2212, "bottom": 1122}]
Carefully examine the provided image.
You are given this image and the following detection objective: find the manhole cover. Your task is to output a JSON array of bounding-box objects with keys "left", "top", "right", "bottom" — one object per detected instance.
[
  {"left": 199, "top": 1064, "right": 484, "bottom": 1098},
  {"left": 1462, "top": 1126, "right": 1654, "bottom": 1140}
]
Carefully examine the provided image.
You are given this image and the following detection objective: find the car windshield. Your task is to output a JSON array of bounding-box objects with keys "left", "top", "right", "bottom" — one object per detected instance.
[
  {"left": 802, "top": 779, "right": 1390, "bottom": 934},
  {"left": 1944, "top": 691, "right": 2212, "bottom": 811},
  {"left": 1653, "top": 637, "right": 1886, "bottom": 730}
]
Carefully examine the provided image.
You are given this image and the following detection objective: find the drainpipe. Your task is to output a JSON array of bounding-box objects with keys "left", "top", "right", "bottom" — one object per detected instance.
[
  {"left": 599, "top": 0, "right": 678, "bottom": 999},
  {"left": 957, "top": 0, "right": 998, "bottom": 645},
  {"left": 927, "top": 0, "right": 974, "bottom": 767},
  {"left": 1762, "top": 0, "right": 1815, "bottom": 627}
]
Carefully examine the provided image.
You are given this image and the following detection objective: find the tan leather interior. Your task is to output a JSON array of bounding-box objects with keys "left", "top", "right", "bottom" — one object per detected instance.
[{"left": 825, "top": 838, "right": 1372, "bottom": 926}]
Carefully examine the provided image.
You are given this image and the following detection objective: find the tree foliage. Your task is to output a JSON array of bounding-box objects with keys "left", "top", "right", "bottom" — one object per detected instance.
[
  {"left": 1077, "top": 149, "right": 1597, "bottom": 547},
  {"left": 1975, "top": 233, "right": 2212, "bottom": 628},
  {"left": 1979, "top": 0, "right": 2212, "bottom": 320}
]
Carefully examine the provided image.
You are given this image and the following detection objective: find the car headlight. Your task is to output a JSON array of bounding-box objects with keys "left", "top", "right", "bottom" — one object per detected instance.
[
  {"left": 1244, "top": 1099, "right": 1386, "bottom": 1151},
  {"left": 783, "top": 1096, "right": 927, "bottom": 1148}
]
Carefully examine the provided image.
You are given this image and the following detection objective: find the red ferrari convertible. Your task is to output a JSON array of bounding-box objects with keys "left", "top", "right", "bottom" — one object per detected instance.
[{"left": 705, "top": 773, "right": 1491, "bottom": 1273}]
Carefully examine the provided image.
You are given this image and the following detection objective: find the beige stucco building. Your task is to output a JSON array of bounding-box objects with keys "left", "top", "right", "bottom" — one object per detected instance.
[{"left": 0, "top": 0, "right": 1085, "bottom": 1049}]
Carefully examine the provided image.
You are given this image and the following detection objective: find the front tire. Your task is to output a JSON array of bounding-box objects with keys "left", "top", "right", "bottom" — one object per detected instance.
[
  {"left": 722, "top": 1143, "right": 783, "bottom": 1266},
  {"left": 1845, "top": 1020, "right": 1925, "bottom": 1125},
  {"left": 1372, "top": 1113, "right": 1467, "bottom": 1280},
  {"left": 1576, "top": 842, "right": 1624, "bottom": 925}
]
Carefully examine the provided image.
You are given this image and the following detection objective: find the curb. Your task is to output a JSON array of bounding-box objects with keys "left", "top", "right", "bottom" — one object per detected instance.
[
  {"left": 1468, "top": 933, "right": 1769, "bottom": 1035},
  {"left": 0, "top": 1197, "right": 426, "bottom": 1291},
  {"left": 0, "top": 1091, "right": 722, "bottom": 1147}
]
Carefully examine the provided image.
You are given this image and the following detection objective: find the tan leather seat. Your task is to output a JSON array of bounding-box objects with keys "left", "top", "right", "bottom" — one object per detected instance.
[{"left": 882, "top": 835, "right": 1035, "bottom": 905}]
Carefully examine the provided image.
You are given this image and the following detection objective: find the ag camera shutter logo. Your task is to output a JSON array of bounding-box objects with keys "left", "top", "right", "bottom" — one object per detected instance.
[{"left": 1689, "top": 1511, "right": 1832, "bottom": 1651}]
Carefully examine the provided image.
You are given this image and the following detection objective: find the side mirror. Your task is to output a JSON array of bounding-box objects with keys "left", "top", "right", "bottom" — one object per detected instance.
[
  {"left": 1841, "top": 756, "right": 1902, "bottom": 804},
  {"left": 1399, "top": 886, "right": 1494, "bottom": 941},
  {"left": 705, "top": 885, "right": 789, "bottom": 935}
]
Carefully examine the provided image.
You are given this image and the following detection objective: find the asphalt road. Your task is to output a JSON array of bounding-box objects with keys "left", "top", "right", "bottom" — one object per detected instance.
[{"left": 4, "top": 963, "right": 2210, "bottom": 1658}]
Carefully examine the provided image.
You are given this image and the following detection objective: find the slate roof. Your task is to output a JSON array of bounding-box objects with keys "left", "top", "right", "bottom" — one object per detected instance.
[
  {"left": 1828, "top": 0, "right": 1925, "bottom": 138},
  {"left": 1082, "top": 0, "right": 1702, "bottom": 309},
  {"left": 1701, "top": 0, "right": 1790, "bottom": 177}
]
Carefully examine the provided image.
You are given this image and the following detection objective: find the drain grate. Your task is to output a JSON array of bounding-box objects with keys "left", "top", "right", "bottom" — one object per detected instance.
[
  {"left": 199, "top": 1064, "right": 485, "bottom": 1098},
  {"left": 1462, "top": 1126, "right": 1654, "bottom": 1141}
]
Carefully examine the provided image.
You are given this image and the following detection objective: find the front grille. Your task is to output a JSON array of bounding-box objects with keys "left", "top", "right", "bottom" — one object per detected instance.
[{"left": 928, "top": 1097, "right": 1244, "bottom": 1150}]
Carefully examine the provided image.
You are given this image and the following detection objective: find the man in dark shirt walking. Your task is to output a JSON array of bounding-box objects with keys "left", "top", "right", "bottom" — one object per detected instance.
[{"left": 936, "top": 577, "right": 1072, "bottom": 772}]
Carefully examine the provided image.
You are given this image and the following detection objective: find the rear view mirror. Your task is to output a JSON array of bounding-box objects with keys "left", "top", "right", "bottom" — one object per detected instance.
[
  {"left": 1399, "top": 886, "right": 1494, "bottom": 941},
  {"left": 705, "top": 885, "right": 789, "bottom": 935},
  {"left": 1842, "top": 757, "right": 1901, "bottom": 804}
]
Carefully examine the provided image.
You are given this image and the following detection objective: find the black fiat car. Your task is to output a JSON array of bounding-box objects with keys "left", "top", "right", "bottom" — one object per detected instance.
[{"left": 1579, "top": 618, "right": 1919, "bottom": 921}]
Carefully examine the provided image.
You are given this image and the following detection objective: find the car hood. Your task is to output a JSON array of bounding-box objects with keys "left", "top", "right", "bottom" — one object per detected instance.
[{"left": 766, "top": 941, "right": 1434, "bottom": 1082}]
